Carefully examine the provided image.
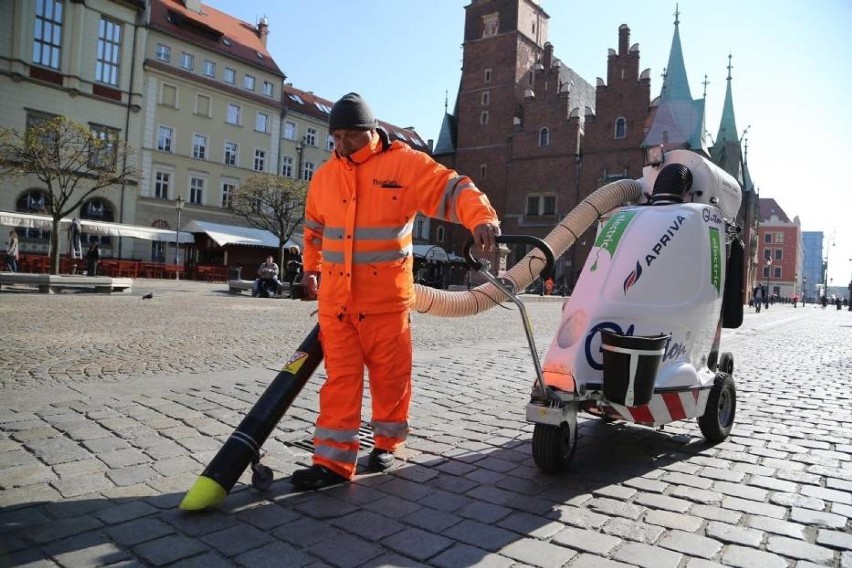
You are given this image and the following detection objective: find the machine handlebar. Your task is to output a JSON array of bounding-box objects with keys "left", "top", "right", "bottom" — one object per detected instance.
[{"left": 463, "top": 235, "right": 555, "bottom": 279}]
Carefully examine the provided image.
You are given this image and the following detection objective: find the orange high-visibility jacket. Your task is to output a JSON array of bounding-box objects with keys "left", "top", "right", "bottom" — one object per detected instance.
[{"left": 304, "top": 130, "right": 498, "bottom": 315}]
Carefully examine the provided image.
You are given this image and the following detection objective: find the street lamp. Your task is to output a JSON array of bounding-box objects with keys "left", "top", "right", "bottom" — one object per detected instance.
[{"left": 174, "top": 195, "right": 185, "bottom": 280}]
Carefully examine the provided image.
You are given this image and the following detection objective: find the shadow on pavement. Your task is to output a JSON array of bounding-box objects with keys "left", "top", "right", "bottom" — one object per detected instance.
[{"left": 1, "top": 417, "right": 708, "bottom": 567}]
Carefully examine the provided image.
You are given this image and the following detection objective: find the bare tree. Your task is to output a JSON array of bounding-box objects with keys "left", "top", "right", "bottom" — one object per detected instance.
[
  {"left": 229, "top": 173, "right": 308, "bottom": 268},
  {"left": 0, "top": 116, "right": 135, "bottom": 274}
]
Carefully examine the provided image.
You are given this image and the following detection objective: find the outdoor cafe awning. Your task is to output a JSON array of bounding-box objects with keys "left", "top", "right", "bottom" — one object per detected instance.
[
  {"left": 0, "top": 211, "right": 194, "bottom": 243},
  {"left": 183, "top": 220, "right": 302, "bottom": 250}
]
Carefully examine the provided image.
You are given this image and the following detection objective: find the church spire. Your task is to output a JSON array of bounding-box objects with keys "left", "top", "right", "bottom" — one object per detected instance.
[
  {"left": 642, "top": 6, "right": 708, "bottom": 155},
  {"left": 714, "top": 53, "right": 739, "bottom": 147}
]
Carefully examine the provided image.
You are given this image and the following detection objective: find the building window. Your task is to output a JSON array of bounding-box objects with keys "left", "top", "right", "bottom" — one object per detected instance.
[
  {"left": 89, "top": 124, "right": 118, "bottom": 169},
  {"left": 224, "top": 141, "right": 238, "bottom": 166},
  {"left": 254, "top": 149, "right": 266, "bottom": 172},
  {"left": 480, "top": 111, "right": 489, "bottom": 125},
  {"left": 189, "top": 177, "right": 204, "bottom": 204},
  {"left": 436, "top": 226, "right": 445, "bottom": 243},
  {"left": 764, "top": 233, "right": 772, "bottom": 243},
  {"left": 263, "top": 81, "right": 274, "bottom": 97},
  {"left": 480, "top": 164, "right": 487, "bottom": 179},
  {"left": 482, "top": 13, "right": 499, "bottom": 37},
  {"left": 416, "top": 219, "right": 425, "bottom": 239},
  {"left": 226, "top": 103, "right": 241, "bottom": 125},
  {"left": 773, "top": 267, "right": 781, "bottom": 278},
  {"left": 763, "top": 266, "right": 770, "bottom": 278},
  {"left": 763, "top": 249, "right": 772, "bottom": 261},
  {"left": 221, "top": 182, "right": 235, "bottom": 208},
  {"left": 96, "top": 17, "right": 121, "bottom": 86},
  {"left": 15, "top": 190, "right": 51, "bottom": 239},
  {"left": 481, "top": 91, "right": 490, "bottom": 106},
  {"left": 157, "top": 126, "right": 173, "bottom": 152},
  {"left": 526, "top": 193, "right": 557, "bottom": 216},
  {"left": 256, "top": 112, "right": 269, "bottom": 133},
  {"left": 223, "top": 67, "right": 235, "bottom": 84},
  {"left": 526, "top": 195, "right": 540, "bottom": 216},
  {"left": 539, "top": 127, "right": 550, "bottom": 147},
  {"left": 302, "top": 161, "right": 315, "bottom": 181},
  {"left": 160, "top": 83, "right": 177, "bottom": 107},
  {"left": 155, "top": 44, "right": 170, "bottom": 62},
  {"left": 192, "top": 134, "right": 207, "bottom": 160},
  {"left": 33, "top": 0, "right": 63, "bottom": 69},
  {"left": 154, "top": 171, "right": 170, "bottom": 199},
  {"left": 195, "top": 93, "right": 211, "bottom": 117},
  {"left": 281, "top": 155, "right": 293, "bottom": 178},
  {"left": 244, "top": 75, "right": 255, "bottom": 90},
  {"left": 305, "top": 127, "right": 317, "bottom": 146},
  {"left": 180, "top": 52, "right": 194, "bottom": 70},
  {"left": 775, "top": 232, "right": 784, "bottom": 243},
  {"left": 202, "top": 60, "right": 215, "bottom": 77},
  {"left": 614, "top": 117, "right": 627, "bottom": 139},
  {"left": 543, "top": 195, "right": 556, "bottom": 215},
  {"left": 484, "top": 68, "right": 492, "bottom": 83},
  {"left": 151, "top": 241, "right": 165, "bottom": 262},
  {"left": 283, "top": 121, "right": 297, "bottom": 140},
  {"left": 80, "top": 198, "right": 114, "bottom": 245},
  {"left": 774, "top": 249, "right": 783, "bottom": 260},
  {"left": 326, "top": 134, "right": 335, "bottom": 151}
]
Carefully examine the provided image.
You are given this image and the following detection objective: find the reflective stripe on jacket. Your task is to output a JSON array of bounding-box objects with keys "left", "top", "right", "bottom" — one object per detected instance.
[{"left": 304, "top": 130, "right": 498, "bottom": 315}]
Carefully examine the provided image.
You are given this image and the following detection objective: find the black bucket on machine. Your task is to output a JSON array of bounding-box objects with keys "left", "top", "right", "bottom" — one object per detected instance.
[{"left": 600, "top": 330, "right": 670, "bottom": 407}]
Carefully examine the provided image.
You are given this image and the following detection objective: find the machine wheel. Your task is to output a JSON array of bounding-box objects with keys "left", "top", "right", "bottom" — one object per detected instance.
[
  {"left": 532, "top": 422, "right": 576, "bottom": 473},
  {"left": 718, "top": 352, "right": 734, "bottom": 375},
  {"left": 251, "top": 464, "right": 274, "bottom": 490},
  {"left": 698, "top": 373, "right": 736, "bottom": 443}
]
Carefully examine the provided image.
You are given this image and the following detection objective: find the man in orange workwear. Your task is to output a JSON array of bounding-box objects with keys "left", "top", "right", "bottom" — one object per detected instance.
[{"left": 291, "top": 93, "right": 501, "bottom": 490}]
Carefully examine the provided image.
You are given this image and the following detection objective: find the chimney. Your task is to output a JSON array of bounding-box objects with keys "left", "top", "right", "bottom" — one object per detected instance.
[
  {"left": 183, "top": 0, "right": 202, "bottom": 13},
  {"left": 618, "top": 24, "right": 630, "bottom": 55},
  {"left": 543, "top": 42, "right": 553, "bottom": 69},
  {"left": 257, "top": 15, "right": 269, "bottom": 46}
]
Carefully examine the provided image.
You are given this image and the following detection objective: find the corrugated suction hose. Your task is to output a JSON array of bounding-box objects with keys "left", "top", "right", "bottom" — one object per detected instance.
[{"left": 413, "top": 178, "right": 644, "bottom": 317}]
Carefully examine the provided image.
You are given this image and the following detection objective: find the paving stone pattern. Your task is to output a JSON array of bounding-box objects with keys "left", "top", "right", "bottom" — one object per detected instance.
[{"left": 0, "top": 281, "right": 850, "bottom": 567}]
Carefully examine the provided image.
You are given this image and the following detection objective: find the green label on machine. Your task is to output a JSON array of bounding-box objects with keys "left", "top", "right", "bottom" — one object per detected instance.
[
  {"left": 594, "top": 210, "right": 637, "bottom": 256},
  {"left": 709, "top": 227, "right": 721, "bottom": 295}
]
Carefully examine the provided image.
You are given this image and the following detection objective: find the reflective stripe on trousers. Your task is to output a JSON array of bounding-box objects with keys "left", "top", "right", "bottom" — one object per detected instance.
[{"left": 313, "top": 309, "right": 412, "bottom": 478}]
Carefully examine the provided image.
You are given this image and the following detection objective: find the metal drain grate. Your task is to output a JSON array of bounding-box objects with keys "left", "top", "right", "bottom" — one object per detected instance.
[{"left": 286, "top": 422, "right": 375, "bottom": 452}]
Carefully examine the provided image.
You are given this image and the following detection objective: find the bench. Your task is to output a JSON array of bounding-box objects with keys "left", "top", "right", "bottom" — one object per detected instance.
[
  {"left": 228, "top": 279, "right": 291, "bottom": 297},
  {"left": 0, "top": 273, "right": 133, "bottom": 294}
]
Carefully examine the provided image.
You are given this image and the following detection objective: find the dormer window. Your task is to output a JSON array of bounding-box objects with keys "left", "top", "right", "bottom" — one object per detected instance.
[{"left": 222, "top": 37, "right": 232, "bottom": 46}]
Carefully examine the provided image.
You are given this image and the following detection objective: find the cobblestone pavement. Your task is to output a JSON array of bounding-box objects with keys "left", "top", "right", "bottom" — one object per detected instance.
[{"left": 1, "top": 280, "right": 850, "bottom": 567}]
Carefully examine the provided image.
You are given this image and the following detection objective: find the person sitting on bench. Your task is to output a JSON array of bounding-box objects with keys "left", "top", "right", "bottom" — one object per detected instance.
[{"left": 253, "top": 255, "right": 281, "bottom": 298}]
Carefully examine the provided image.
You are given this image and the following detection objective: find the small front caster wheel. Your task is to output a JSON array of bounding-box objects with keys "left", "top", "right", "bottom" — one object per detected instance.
[
  {"left": 698, "top": 373, "right": 736, "bottom": 443},
  {"left": 251, "top": 464, "right": 274, "bottom": 490},
  {"left": 532, "top": 421, "right": 576, "bottom": 473}
]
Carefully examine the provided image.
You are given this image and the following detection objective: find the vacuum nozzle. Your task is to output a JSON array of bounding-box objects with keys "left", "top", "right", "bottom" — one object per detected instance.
[{"left": 179, "top": 475, "right": 227, "bottom": 511}]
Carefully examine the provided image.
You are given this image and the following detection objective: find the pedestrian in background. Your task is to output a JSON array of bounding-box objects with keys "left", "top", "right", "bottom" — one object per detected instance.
[
  {"left": 5, "top": 230, "right": 19, "bottom": 272},
  {"left": 85, "top": 241, "right": 99, "bottom": 276},
  {"left": 293, "top": 92, "right": 500, "bottom": 490}
]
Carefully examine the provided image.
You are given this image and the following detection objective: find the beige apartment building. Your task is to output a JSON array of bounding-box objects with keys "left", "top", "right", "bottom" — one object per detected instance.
[
  {"left": 1, "top": 0, "right": 436, "bottom": 269},
  {"left": 134, "top": 0, "right": 286, "bottom": 263},
  {"left": 0, "top": 0, "right": 147, "bottom": 257}
]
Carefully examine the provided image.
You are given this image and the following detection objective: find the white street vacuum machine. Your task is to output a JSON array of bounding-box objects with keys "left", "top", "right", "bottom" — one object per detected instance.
[{"left": 466, "top": 149, "right": 745, "bottom": 473}]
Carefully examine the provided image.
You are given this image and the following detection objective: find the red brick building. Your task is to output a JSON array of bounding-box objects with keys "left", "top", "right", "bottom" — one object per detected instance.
[
  {"left": 756, "top": 198, "right": 803, "bottom": 300},
  {"left": 435, "top": 0, "right": 759, "bottom": 295}
]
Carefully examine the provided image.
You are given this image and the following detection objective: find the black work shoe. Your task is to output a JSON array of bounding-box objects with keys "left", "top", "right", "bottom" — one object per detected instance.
[
  {"left": 291, "top": 465, "right": 348, "bottom": 491},
  {"left": 368, "top": 448, "right": 395, "bottom": 472}
]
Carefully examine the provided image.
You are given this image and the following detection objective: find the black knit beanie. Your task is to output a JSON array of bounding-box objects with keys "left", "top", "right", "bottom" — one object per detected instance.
[{"left": 328, "top": 92, "right": 376, "bottom": 133}]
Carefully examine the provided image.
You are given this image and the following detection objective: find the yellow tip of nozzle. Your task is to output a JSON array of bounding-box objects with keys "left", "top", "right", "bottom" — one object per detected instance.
[{"left": 179, "top": 476, "right": 227, "bottom": 511}]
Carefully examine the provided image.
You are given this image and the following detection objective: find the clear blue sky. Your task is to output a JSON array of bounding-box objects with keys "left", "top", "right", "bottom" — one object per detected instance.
[{"left": 206, "top": 0, "right": 852, "bottom": 287}]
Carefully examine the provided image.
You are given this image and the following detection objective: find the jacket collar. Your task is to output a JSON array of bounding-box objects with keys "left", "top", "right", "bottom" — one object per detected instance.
[{"left": 336, "top": 130, "right": 383, "bottom": 165}]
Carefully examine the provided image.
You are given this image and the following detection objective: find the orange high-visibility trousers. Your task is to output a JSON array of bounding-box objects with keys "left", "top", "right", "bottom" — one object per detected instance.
[{"left": 312, "top": 310, "right": 412, "bottom": 478}]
